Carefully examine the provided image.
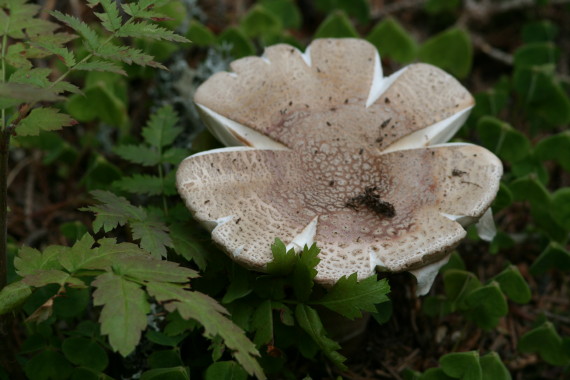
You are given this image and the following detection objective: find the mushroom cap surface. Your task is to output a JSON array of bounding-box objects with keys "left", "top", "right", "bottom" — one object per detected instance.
[{"left": 178, "top": 38, "right": 503, "bottom": 286}]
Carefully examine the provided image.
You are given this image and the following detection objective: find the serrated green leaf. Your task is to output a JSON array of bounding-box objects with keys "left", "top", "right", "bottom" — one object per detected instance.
[
  {"left": 419, "top": 27, "right": 472, "bottom": 78},
  {"left": 142, "top": 105, "right": 181, "bottom": 149},
  {"left": 493, "top": 265, "right": 531, "bottom": 304},
  {"left": 314, "top": 10, "right": 358, "bottom": 39},
  {"left": 0, "top": 281, "right": 32, "bottom": 315},
  {"left": 114, "top": 145, "right": 161, "bottom": 166},
  {"left": 117, "top": 21, "right": 189, "bottom": 42},
  {"left": 15, "top": 107, "right": 76, "bottom": 137},
  {"left": 266, "top": 238, "right": 297, "bottom": 275},
  {"left": 94, "top": 43, "right": 166, "bottom": 69},
  {"left": 480, "top": 352, "right": 511, "bottom": 380},
  {"left": 252, "top": 300, "right": 273, "bottom": 346},
  {"left": 147, "top": 282, "right": 264, "bottom": 379},
  {"left": 169, "top": 224, "right": 208, "bottom": 270},
  {"left": 367, "top": 17, "right": 418, "bottom": 63},
  {"left": 82, "top": 190, "right": 146, "bottom": 232},
  {"left": 33, "top": 42, "right": 76, "bottom": 67},
  {"left": 93, "top": 272, "right": 150, "bottom": 357},
  {"left": 74, "top": 60, "right": 127, "bottom": 76},
  {"left": 295, "top": 304, "right": 346, "bottom": 369},
  {"left": 9, "top": 68, "right": 51, "bottom": 88},
  {"left": 114, "top": 174, "right": 175, "bottom": 196},
  {"left": 530, "top": 242, "right": 570, "bottom": 275},
  {"left": 313, "top": 274, "right": 390, "bottom": 319},
  {"left": 440, "top": 351, "right": 482, "bottom": 380},
  {"left": 2, "top": 2, "right": 41, "bottom": 39},
  {"left": 50, "top": 10, "right": 100, "bottom": 51},
  {"left": 163, "top": 147, "right": 188, "bottom": 165},
  {"left": 130, "top": 219, "right": 173, "bottom": 258},
  {"left": 87, "top": 0, "right": 122, "bottom": 32},
  {"left": 0, "top": 83, "right": 62, "bottom": 104},
  {"left": 115, "top": 255, "right": 198, "bottom": 283},
  {"left": 23, "top": 269, "right": 84, "bottom": 288},
  {"left": 293, "top": 243, "right": 320, "bottom": 302},
  {"left": 14, "top": 245, "right": 63, "bottom": 276},
  {"left": 57, "top": 233, "right": 96, "bottom": 273},
  {"left": 5, "top": 42, "right": 33, "bottom": 69},
  {"left": 121, "top": 0, "right": 167, "bottom": 20},
  {"left": 518, "top": 322, "right": 570, "bottom": 366},
  {"left": 62, "top": 337, "right": 108, "bottom": 371},
  {"left": 80, "top": 239, "right": 147, "bottom": 270}
]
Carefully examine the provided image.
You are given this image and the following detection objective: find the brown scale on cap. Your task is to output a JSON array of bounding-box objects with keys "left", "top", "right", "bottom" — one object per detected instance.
[{"left": 180, "top": 38, "right": 502, "bottom": 285}]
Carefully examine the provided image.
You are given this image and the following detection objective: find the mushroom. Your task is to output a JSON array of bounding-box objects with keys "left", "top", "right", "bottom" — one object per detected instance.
[{"left": 177, "top": 39, "right": 502, "bottom": 295}]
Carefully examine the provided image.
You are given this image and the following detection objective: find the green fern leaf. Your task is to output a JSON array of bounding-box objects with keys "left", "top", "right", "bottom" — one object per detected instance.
[
  {"left": 33, "top": 42, "right": 77, "bottom": 67},
  {"left": 114, "top": 144, "right": 161, "bottom": 166},
  {"left": 169, "top": 224, "right": 208, "bottom": 271},
  {"left": 130, "top": 219, "right": 173, "bottom": 258},
  {"left": 147, "top": 282, "right": 265, "bottom": 380},
  {"left": 121, "top": 0, "right": 168, "bottom": 20},
  {"left": 30, "top": 31, "right": 78, "bottom": 47},
  {"left": 142, "top": 105, "right": 182, "bottom": 148},
  {"left": 93, "top": 272, "right": 150, "bottom": 356},
  {"left": 82, "top": 190, "right": 147, "bottom": 232},
  {"left": 87, "top": 0, "right": 122, "bottom": 33},
  {"left": 117, "top": 21, "right": 189, "bottom": 42},
  {"left": 50, "top": 10, "right": 100, "bottom": 51},
  {"left": 15, "top": 107, "right": 76, "bottom": 136},
  {"left": 58, "top": 233, "right": 96, "bottom": 273},
  {"left": 0, "top": 281, "right": 32, "bottom": 315},
  {"left": 24, "top": 17, "right": 59, "bottom": 37},
  {"left": 52, "top": 81, "right": 82, "bottom": 95},
  {"left": 313, "top": 274, "right": 390, "bottom": 319},
  {"left": 93, "top": 44, "right": 166, "bottom": 69},
  {"left": 162, "top": 147, "right": 188, "bottom": 165},
  {"left": 74, "top": 60, "right": 127, "bottom": 76},
  {"left": 114, "top": 174, "right": 176, "bottom": 196}
]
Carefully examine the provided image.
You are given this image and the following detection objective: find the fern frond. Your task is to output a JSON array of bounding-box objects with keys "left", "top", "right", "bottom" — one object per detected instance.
[
  {"left": 50, "top": 10, "right": 100, "bottom": 51},
  {"left": 74, "top": 60, "right": 127, "bottom": 76},
  {"left": 33, "top": 42, "right": 76, "bottom": 67},
  {"left": 94, "top": 44, "right": 166, "bottom": 69},
  {"left": 117, "top": 21, "right": 190, "bottom": 43},
  {"left": 87, "top": 0, "right": 123, "bottom": 33}
]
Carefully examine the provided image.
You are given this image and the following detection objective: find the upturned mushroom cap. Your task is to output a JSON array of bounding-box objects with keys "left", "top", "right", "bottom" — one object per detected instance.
[{"left": 178, "top": 38, "right": 503, "bottom": 290}]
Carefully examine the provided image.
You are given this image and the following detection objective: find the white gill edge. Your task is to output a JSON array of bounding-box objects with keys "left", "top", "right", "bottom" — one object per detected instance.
[
  {"left": 366, "top": 64, "right": 407, "bottom": 108},
  {"left": 381, "top": 107, "right": 473, "bottom": 153},
  {"left": 286, "top": 216, "right": 319, "bottom": 252},
  {"left": 409, "top": 254, "right": 451, "bottom": 296},
  {"left": 195, "top": 104, "right": 289, "bottom": 150},
  {"left": 368, "top": 247, "right": 387, "bottom": 273},
  {"left": 475, "top": 208, "right": 496, "bottom": 242}
]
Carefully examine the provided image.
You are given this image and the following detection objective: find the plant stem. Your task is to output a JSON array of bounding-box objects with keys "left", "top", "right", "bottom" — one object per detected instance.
[
  {"left": 0, "top": 128, "right": 8, "bottom": 291},
  {"left": 0, "top": 16, "right": 10, "bottom": 292}
]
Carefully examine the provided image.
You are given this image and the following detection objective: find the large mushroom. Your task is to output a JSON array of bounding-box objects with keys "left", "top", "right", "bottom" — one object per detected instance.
[{"left": 177, "top": 39, "right": 502, "bottom": 295}]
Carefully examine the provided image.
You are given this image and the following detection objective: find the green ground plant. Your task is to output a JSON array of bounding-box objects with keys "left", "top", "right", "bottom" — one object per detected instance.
[{"left": 1, "top": 0, "right": 570, "bottom": 379}]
